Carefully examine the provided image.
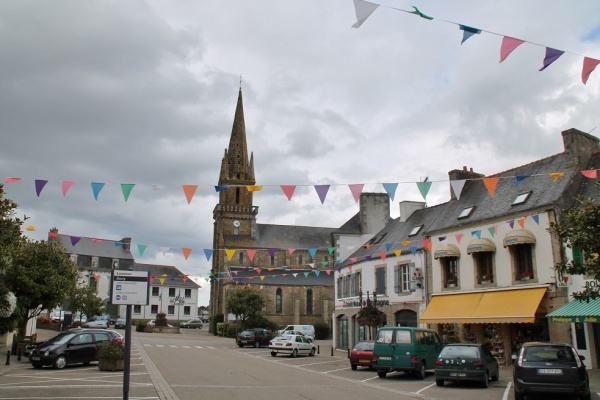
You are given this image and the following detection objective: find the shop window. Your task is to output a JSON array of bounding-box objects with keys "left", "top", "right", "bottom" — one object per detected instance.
[
  {"left": 441, "top": 257, "right": 459, "bottom": 287},
  {"left": 474, "top": 252, "right": 494, "bottom": 284},
  {"left": 510, "top": 244, "right": 535, "bottom": 280},
  {"left": 276, "top": 288, "right": 282, "bottom": 313}
]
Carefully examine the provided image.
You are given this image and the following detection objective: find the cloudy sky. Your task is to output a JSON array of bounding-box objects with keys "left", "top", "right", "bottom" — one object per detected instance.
[{"left": 1, "top": 0, "right": 599, "bottom": 306}]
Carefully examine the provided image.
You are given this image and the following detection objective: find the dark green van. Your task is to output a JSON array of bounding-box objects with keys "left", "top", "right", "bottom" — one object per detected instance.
[{"left": 372, "top": 327, "right": 444, "bottom": 379}]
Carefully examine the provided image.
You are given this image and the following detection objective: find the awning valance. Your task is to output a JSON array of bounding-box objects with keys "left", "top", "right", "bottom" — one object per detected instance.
[
  {"left": 433, "top": 244, "right": 460, "bottom": 259},
  {"left": 466, "top": 238, "right": 496, "bottom": 254},
  {"left": 547, "top": 297, "right": 600, "bottom": 323},
  {"left": 419, "top": 287, "right": 547, "bottom": 324},
  {"left": 503, "top": 229, "right": 536, "bottom": 247}
]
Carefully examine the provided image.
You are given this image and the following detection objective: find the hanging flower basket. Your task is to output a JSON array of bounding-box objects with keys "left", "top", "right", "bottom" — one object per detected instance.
[{"left": 356, "top": 305, "right": 385, "bottom": 327}]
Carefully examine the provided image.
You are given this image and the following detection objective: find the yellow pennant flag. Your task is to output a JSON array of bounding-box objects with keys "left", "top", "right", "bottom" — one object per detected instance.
[
  {"left": 225, "top": 249, "right": 236, "bottom": 261},
  {"left": 247, "top": 185, "right": 263, "bottom": 192}
]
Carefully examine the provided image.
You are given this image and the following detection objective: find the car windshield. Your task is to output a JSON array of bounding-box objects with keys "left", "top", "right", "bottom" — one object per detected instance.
[
  {"left": 354, "top": 342, "right": 374, "bottom": 351},
  {"left": 524, "top": 345, "right": 575, "bottom": 362},
  {"left": 240, "top": 330, "right": 253, "bottom": 335},
  {"left": 439, "top": 345, "right": 480, "bottom": 358},
  {"left": 45, "top": 332, "right": 78, "bottom": 345}
]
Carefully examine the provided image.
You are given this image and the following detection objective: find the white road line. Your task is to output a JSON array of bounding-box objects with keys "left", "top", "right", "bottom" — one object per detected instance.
[
  {"left": 360, "top": 376, "right": 379, "bottom": 382},
  {"left": 155, "top": 345, "right": 164, "bottom": 347},
  {"left": 168, "top": 345, "right": 177, "bottom": 348},
  {"left": 321, "top": 367, "right": 349, "bottom": 374},
  {"left": 414, "top": 382, "right": 435, "bottom": 395},
  {"left": 194, "top": 346, "right": 203, "bottom": 349},
  {"left": 181, "top": 346, "right": 190, "bottom": 348},
  {"left": 503, "top": 381, "right": 512, "bottom": 400},
  {"left": 296, "top": 360, "right": 344, "bottom": 367}
]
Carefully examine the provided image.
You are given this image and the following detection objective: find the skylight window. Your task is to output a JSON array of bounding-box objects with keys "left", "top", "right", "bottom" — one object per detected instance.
[
  {"left": 409, "top": 225, "right": 423, "bottom": 236},
  {"left": 512, "top": 191, "right": 531, "bottom": 206},
  {"left": 458, "top": 206, "right": 475, "bottom": 219}
]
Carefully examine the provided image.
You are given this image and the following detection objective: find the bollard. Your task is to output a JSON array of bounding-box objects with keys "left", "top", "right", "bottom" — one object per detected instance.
[
  {"left": 347, "top": 348, "right": 350, "bottom": 358},
  {"left": 5, "top": 351, "right": 9, "bottom": 366},
  {"left": 331, "top": 347, "right": 334, "bottom": 356},
  {"left": 17, "top": 347, "right": 21, "bottom": 361},
  {"left": 317, "top": 345, "right": 320, "bottom": 355}
]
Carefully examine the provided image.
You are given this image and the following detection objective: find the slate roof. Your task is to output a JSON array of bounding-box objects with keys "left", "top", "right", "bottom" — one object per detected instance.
[
  {"left": 135, "top": 263, "right": 201, "bottom": 289},
  {"left": 224, "top": 223, "right": 336, "bottom": 249},
  {"left": 54, "top": 234, "right": 134, "bottom": 259},
  {"left": 228, "top": 266, "right": 333, "bottom": 287},
  {"left": 576, "top": 153, "right": 600, "bottom": 201},
  {"left": 335, "top": 212, "right": 362, "bottom": 235}
]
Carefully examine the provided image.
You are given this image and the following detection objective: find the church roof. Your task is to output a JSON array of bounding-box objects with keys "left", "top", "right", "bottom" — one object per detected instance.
[{"left": 253, "top": 223, "right": 336, "bottom": 249}]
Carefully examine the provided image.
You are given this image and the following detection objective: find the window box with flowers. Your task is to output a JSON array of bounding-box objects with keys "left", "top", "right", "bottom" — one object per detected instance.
[
  {"left": 480, "top": 275, "right": 492, "bottom": 284},
  {"left": 446, "top": 277, "right": 457, "bottom": 288},
  {"left": 518, "top": 272, "right": 533, "bottom": 281},
  {"left": 97, "top": 337, "right": 125, "bottom": 371},
  {"left": 356, "top": 305, "right": 385, "bottom": 327}
]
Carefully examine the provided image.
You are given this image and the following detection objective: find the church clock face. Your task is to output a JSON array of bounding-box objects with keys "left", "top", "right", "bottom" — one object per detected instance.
[{"left": 233, "top": 220, "right": 240, "bottom": 227}]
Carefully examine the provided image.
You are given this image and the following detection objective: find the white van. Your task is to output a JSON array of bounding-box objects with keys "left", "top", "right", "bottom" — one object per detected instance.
[{"left": 278, "top": 324, "right": 315, "bottom": 339}]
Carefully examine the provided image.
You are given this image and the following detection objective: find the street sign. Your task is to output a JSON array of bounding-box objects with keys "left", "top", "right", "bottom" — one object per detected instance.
[{"left": 110, "top": 270, "right": 149, "bottom": 305}]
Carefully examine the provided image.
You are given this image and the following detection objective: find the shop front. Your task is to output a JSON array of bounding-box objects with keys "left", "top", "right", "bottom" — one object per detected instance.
[{"left": 419, "top": 286, "right": 548, "bottom": 364}]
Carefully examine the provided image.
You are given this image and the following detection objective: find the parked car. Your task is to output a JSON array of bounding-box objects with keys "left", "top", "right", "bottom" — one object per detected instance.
[
  {"left": 28, "top": 328, "right": 122, "bottom": 369},
  {"left": 350, "top": 340, "right": 376, "bottom": 370},
  {"left": 277, "top": 324, "right": 315, "bottom": 339},
  {"left": 269, "top": 334, "right": 316, "bottom": 357},
  {"left": 114, "top": 318, "right": 127, "bottom": 329},
  {"left": 237, "top": 328, "right": 272, "bottom": 348},
  {"left": 180, "top": 318, "right": 203, "bottom": 329},
  {"left": 282, "top": 330, "right": 314, "bottom": 342},
  {"left": 434, "top": 343, "right": 499, "bottom": 387},
  {"left": 147, "top": 320, "right": 174, "bottom": 328},
  {"left": 512, "top": 342, "right": 590, "bottom": 400},
  {"left": 82, "top": 319, "right": 109, "bottom": 329},
  {"left": 200, "top": 316, "right": 209, "bottom": 323}
]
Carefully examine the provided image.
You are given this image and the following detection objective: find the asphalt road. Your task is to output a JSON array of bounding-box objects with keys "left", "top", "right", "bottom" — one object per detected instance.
[{"left": 1, "top": 328, "right": 598, "bottom": 400}]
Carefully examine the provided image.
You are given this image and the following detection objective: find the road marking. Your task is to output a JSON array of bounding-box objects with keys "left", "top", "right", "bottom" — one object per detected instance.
[
  {"left": 156, "top": 345, "right": 164, "bottom": 347},
  {"left": 194, "top": 346, "right": 203, "bottom": 349},
  {"left": 168, "top": 345, "right": 177, "bottom": 348},
  {"left": 296, "top": 360, "right": 345, "bottom": 367},
  {"left": 360, "top": 376, "right": 379, "bottom": 382},
  {"left": 413, "top": 382, "right": 435, "bottom": 394},
  {"left": 321, "top": 367, "right": 349, "bottom": 373},
  {"left": 181, "top": 346, "right": 190, "bottom": 348},
  {"left": 503, "top": 381, "right": 512, "bottom": 400}
]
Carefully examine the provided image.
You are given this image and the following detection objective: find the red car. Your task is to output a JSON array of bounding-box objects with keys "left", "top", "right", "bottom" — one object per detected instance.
[{"left": 350, "top": 340, "right": 375, "bottom": 370}]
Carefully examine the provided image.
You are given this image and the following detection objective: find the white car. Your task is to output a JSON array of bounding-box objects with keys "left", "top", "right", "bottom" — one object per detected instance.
[{"left": 269, "top": 334, "right": 316, "bottom": 358}]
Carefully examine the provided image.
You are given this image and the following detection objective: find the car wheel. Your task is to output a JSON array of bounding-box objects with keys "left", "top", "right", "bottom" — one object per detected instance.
[
  {"left": 254, "top": 341, "right": 260, "bottom": 348},
  {"left": 514, "top": 389, "right": 525, "bottom": 400},
  {"left": 351, "top": 364, "right": 357, "bottom": 370},
  {"left": 491, "top": 369, "right": 499, "bottom": 381},
  {"left": 435, "top": 379, "right": 444, "bottom": 387},
  {"left": 54, "top": 355, "right": 67, "bottom": 369},
  {"left": 238, "top": 343, "right": 243, "bottom": 348},
  {"left": 291, "top": 349, "right": 298, "bottom": 358},
  {"left": 31, "top": 362, "right": 43, "bottom": 369},
  {"left": 415, "top": 363, "right": 426, "bottom": 380},
  {"left": 309, "top": 348, "right": 315, "bottom": 357},
  {"left": 481, "top": 371, "right": 489, "bottom": 388},
  {"left": 270, "top": 351, "right": 277, "bottom": 357},
  {"left": 377, "top": 370, "right": 387, "bottom": 378}
]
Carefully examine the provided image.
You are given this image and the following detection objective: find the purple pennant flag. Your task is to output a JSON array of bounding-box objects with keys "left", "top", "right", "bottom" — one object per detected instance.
[
  {"left": 70, "top": 236, "right": 81, "bottom": 246},
  {"left": 314, "top": 185, "right": 330, "bottom": 204},
  {"left": 365, "top": 255, "right": 372, "bottom": 261},
  {"left": 35, "top": 179, "right": 48, "bottom": 197},
  {"left": 539, "top": 48, "right": 565, "bottom": 71},
  {"left": 268, "top": 248, "right": 277, "bottom": 257}
]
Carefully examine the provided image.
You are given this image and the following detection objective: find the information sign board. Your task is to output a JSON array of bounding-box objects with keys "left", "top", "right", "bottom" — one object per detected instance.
[{"left": 110, "top": 270, "right": 149, "bottom": 305}]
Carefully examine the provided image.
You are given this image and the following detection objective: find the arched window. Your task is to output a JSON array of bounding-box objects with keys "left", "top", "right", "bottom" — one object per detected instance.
[
  {"left": 306, "top": 289, "right": 313, "bottom": 314},
  {"left": 276, "top": 288, "right": 283, "bottom": 313}
]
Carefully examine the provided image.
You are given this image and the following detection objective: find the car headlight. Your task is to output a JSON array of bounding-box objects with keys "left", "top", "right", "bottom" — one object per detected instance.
[{"left": 44, "top": 350, "right": 50, "bottom": 357}]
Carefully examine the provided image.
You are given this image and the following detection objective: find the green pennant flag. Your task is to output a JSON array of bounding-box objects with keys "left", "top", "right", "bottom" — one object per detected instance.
[{"left": 121, "top": 183, "right": 135, "bottom": 202}]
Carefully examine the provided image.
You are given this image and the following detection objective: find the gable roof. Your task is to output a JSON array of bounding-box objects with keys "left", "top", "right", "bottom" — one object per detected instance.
[
  {"left": 53, "top": 233, "right": 133, "bottom": 260},
  {"left": 135, "top": 263, "right": 201, "bottom": 289}
]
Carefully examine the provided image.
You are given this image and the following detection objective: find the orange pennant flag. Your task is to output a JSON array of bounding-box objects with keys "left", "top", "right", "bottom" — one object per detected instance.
[
  {"left": 225, "top": 249, "right": 236, "bottom": 261},
  {"left": 483, "top": 177, "right": 500, "bottom": 197},
  {"left": 182, "top": 248, "right": 192, "bottom": 260},
  {"left": 548, "top": 172, "right": 564, "bottom": 182},
  {"left": 182, "top": 185, "right": 198, "bottom": 204},
  {"left": 517, "top": 217, "right": 526, "bottom": 229},
  {"left": 247, "top": 185, "right": 263, "bottom": 192}
]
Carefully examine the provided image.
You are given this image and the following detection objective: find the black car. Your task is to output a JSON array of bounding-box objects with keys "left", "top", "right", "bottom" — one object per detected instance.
[
  {"left": 512, "top": 342, "right": 590, "bottom": 400},
  {"left": 237, "top": 328, "right": 272, "bottom": 348},
  {"left": 28, "top": 328, "right": 122, "bottom": 369},
  {"left": 434, "top": 343, "right": 499, "bottom": 387}
]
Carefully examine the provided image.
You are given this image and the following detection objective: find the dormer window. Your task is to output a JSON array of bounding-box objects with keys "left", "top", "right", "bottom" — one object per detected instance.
[
  {"left": 512, "top": 191, "right": 531, "bottom": 206},
  {"left": 458, "top": 206, "right": 475, "bottom": 219},
  {"left": 409, "top": 225, "right": 423, "bottom": 236}
]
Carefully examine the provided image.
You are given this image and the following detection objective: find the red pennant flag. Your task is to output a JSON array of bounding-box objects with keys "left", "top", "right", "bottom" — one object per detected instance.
[
  {"left": 499, "top": 36, "right": 525, "bottom": 63},
  {"left": 62, "top": 180, "right": 76, "bottom": 196},
  {"left": 280, "top": 185, "right": 296, "bottom": 201},
  {"left": 582, "top": 57, "right": 600, "bottom": 85},
  {"left": 246, "top": 249, "right": 257, "bottom": 261},
  {"left": 581, "top": 170, "right": 598, "bottom": 179},
  {"left": 4, "top": 177, "right": 21, "bottom": 183}
]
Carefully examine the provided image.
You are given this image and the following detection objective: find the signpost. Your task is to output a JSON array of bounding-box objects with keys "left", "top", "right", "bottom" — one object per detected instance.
[{"left": 110, "top": 270, "right": 149, "bottom": 400}]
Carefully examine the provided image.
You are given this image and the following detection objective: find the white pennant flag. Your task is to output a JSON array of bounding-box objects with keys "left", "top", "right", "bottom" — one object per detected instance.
[
  {"left": 351, "top": 0, "right": 379, "bottom": 28},
  {"left": 450, "top": 180, "right": 467, "bottom": 200},
  {"left": 160, "top": 247, "right": 170, "bottom": 256}
]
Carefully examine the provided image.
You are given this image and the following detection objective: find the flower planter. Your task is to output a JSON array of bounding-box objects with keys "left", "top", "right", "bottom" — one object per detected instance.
[
  {"left": 481, "top": 280, "right": 491, "bottom": 284},
  {"left": 98, "top": 358, "right": 124, "bottom": 371}
]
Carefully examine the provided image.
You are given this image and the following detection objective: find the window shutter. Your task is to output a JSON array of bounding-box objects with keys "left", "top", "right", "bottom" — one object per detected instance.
[{"left": 394, "top": 265, "right": 399, "bottom": 293}]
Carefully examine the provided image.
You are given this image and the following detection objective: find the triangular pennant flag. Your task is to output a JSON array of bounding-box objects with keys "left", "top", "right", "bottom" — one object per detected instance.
[
  {"left": 121, "top": 184, "right": 135, "bottom": 202},
  {"left": 247, "top": 185, "right": 263, "bottom": 192},
  {"left": 183, "top": 274, "right": 188, "bottom": 283},
  {"left": 394, "top": 249, "right": 402, "bottom": 257},
  {"left": 382, "top": 183, "right": 398, "bottom": 201},
  {"left": 439, "top": 236, "right": 447, "bottom": 242},
  {"left": 268, "top": 248, "right": 277, "bottom": 257},
  {"left": 459, "top": 25, "right": 481, "bottom": 44},
  {"left": 539, "top": 47, "right": 565, "bottom": 71},
  {"left": 351, "top": 0, "right": 379, "bottom": 29},
  {"left": 348, "top": 184, "right": 364, "bottom": 203},
  {"left": 182, "top": 248, "right": 192, "bottom": 260},
  {"left": 549, "top": 172, "right": 564, "bottom": 182},
  {"left": 314, "top": 185, "right": 330, "bottom": 204},
  {"left": 532, "top": 214, "right": 540, "bottom": 225},
  {"left": 247, "top": 249, "right": 257, "bottom": 261},
  {"left": 582, "top": 57, "right": 600, "bottom": 85},
  {"left": 385, "top": 242, "right": 393, "bottom": 252},
  {"left": 149, "top": 275, "right": 156, "bottom": 284},
  {"left": 581, "top": 170, "right": 598, "bottom": 179},
  {"left": 204, "top": 249, "right": 213, "bottom": 261},
  {"left": 416, "top": 181, "right": 432, "bottom": 200},
  {"left": 48, "top": 231, "right": 59, "bottom": 238},
  {"left": 325, "top": 270, "right": 332, "bottom": 275},
  {"left": 303, "top": 272, "right": 309, "bottom": 278},
  {"left": 182, "top": 185, "right": 198, "bottom": 204},
  {"left": 259, "top": 276, "right": 265, "bottom": 281},
  {"left": 4, "top": 177, "right": 21, "bottom": 183},
  {"left": 455, "top": 233, "right": 464, "bottom": 244},
  {"left": 365, "top": 243, "right": 372, "bottom": 249},
  {"left": 421, "top": 238, "right": 432, "bottom": 251},
  {"left": 488, "top": 227, "right": 496, "bottom": 237},
  {"left": 288, "top": 248, "right": 296, "bottom": 255},
  {"left": 151, "top": 184, "right": 164, "bottom": 190},
  {"left": 159, "top": 277, "right": 166, "bottom": 285},
  {"left": 91, "top": 182, "right": 105, "bottom": 200},
  {"left": 499, "top": 36, "right": 525, "bottom": 63},
  {"left": 292, "top": 273, "right": 298, "bottom": 278},
  {"left": 308, "top": 248, "right": 317, "bottom": 259},
  {"left": 255, "top": 268, "right": 262, "bottom": 274},
  {"left": 280, "top": 185, "right": 296, "bottom": 201},
  {"left": 328, "top": 246, "right": 336, "bottom": 255},
  {"left": 379, "top": 253, "right": 387, "bottom": 261},
  {"left": 507, "top": 220, "right": 515, "bottom": 229},
  {"left": 517, "top": 218, "right": 526, "bottom": 229},
  {"left": 62, "top": 180, "right": 76, "bottom": 196},
  {"left": 214, "top": 185, "right": 229, "bottom": 192},
  {"left": 34, "top": 179, "right": 48, "bottom": 197},
  {"left": 314, "top": 270, "right": 321, "bottom": 277},
  {"left": 471, "top": 230, "right": 482, "bottom": 239},
  {"left": 26, "top": 225, "right": 35, "bottom": 231},
  {"left": 515, "top": 175, "right": 529, "bottom": 186},
  {"left": 70, "top": 236, "right": 81, "bottom": 246},
  {"left": 450, "top": 180, "right": 466, "bottom": 200},
  {"left": 137, "top": 244, "right": 148, "bottom": 256},
  {"left": 483, "top": 177, "right": 500, "bottom": 197},
  {"left": 347, "top": 265, "right": 354, "bottom": 271},
  {"left": 410, "top": 246, "right": 417, "bottom": 255},
  {"left": 409, "top": 6, "right": 433, "bottom": 20},
  {"left": 114, "top": 242, "right": 124, "bottom": 247},
  {"left": 350, "top": 257, "right": 357, "bottom": 263},
  {"left": 225, "top": 249, "right": 236, "bottom": 261},
  {"left": 402, "top": 240, "right": 411, "bottom": 246}
]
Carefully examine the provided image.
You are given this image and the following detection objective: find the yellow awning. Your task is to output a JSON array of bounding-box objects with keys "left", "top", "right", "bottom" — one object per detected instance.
[
  {"left": 419, "top": 287, "right": 547, "bottom": 324},
  {"left": 433, "top": 244, "right": 460, "bottom": 259},
  {"left": 466, "top": 238, "right": 496, "bottom": 254},
  {"left": 503, "top": 229, "right": 536, "bottom": 247}
]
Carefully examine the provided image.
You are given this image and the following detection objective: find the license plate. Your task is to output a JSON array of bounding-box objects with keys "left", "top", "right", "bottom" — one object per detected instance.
[
  {"left": 276, "top": 343, "right": 283, "bottom": 346},
  {"left": 450, "top": 372, "right": 466, "bottom": 377},
  {"left": 359, "top": 359, "right": 371, "bottom": 363},
  {"left": 31, "top": 356, "right": 40, "bottom": 361},
  {"left": 537, "top": 368, "right": 562, "bottom": 375},
  {"left": 379, "top": 356, "right": 391, "bottom": 360}
]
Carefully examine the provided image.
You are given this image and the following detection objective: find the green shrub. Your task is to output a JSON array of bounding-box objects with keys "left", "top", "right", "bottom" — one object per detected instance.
[
  {"left": 136, "top": 320, "right": 148, "bottom": 332},
  {"left": 314, "top": 322, "right": 330, "bottom": 340},
  {"left": 212, "top": 314, "right": 224, "bottom": 335}
]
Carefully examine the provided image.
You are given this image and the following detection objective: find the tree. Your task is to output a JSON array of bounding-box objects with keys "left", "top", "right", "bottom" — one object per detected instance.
[
  {"left": 68, "top": 285, "right": 105, "bottom": 322},
  {"left": 548, "top": 184, "right": 600, "bottom": 302},
  {"left": 6, "top": 240, "right": 79, "bottom": 336},
  {"left": 225, "top": 286, "right": 265, "bottom": 329}
]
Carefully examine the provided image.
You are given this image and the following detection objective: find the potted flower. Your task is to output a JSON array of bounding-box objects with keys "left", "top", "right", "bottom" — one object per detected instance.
[
  {"left": 97, "top": 337, "right": 125, "bottom": 371},
  {"left": 446, "top": 277, "right": 457, "bottom": 287},
  {"left": 356, "top": 305, "right": 385, "bottom": 327},
  {"left": 480, "top": 275, "right": 491, "bottom": 284}
]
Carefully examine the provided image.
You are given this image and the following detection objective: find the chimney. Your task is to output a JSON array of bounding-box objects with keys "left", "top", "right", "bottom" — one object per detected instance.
[
  {"left": 399, "top": 201, "right": 425, "bottom": 222},
  {"left": 561, "top": 128, "right": 600, "bottom": 169},
  {"left": 448, "top": 166, "right": 485, "bottom": 200},
  {"left": 359, "top": 193, "right": 391, "bottom": 234},
  {"left": 120, "top": 237, "right": 132, "bottom": 253}
]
